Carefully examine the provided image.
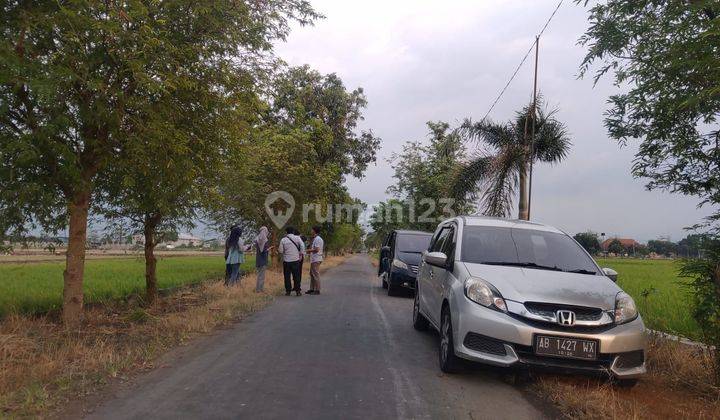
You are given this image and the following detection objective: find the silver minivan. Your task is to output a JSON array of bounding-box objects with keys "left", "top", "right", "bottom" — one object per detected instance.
[{"left": 413, "top": 216, "right": 646, "bottom": 384}]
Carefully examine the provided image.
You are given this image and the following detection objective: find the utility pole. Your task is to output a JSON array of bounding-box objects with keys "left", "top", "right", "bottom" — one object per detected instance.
[{"left": 527, "top": 35, "right": 539, "bottom": 220}]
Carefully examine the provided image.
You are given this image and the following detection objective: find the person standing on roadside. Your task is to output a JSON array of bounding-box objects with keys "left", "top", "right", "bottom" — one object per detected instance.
[
  {"left": 278, "top": 226, "right": 303, "bottom": 296},
  {"left": 224, "top": 225, "right": 244, "bottom": 286},
  {"left": 254, "top": 226, "right": 274, "bottom": 292},
  {"left": 305, "top": 225, "right": 324, "bottom": 295}
]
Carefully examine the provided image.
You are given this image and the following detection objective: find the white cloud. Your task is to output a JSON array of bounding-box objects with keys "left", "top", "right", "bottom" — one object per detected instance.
[{"left": 274, "top": 0, "right": 714, "bottom": 241}]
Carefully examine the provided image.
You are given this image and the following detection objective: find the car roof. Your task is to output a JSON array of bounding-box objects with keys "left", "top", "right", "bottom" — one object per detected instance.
[
  {"left": 393, "top": 229, "right": 433, "bottom": 236},
  {"left": 459, "top": 215, "right": 564, "bottom": 234}
]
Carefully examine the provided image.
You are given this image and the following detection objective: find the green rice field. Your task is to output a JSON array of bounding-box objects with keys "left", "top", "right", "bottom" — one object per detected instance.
[
  {"left": 596, "top": 258, "right": 699, "bottom": 340},
  {"left": 0, "top": 255, "right": 701, "bottom": 340},
  {"left": 0, "top": 256, "right": 255, "bottom": 316}
]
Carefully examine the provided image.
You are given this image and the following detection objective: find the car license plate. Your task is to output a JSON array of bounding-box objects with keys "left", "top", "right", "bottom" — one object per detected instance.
[{"left": 534, "top": 335, "right": 598, "bottom": 360}]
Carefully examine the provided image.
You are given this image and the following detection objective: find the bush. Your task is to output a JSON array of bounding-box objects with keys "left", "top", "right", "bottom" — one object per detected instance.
[{"left": 681, "top": 237, "right": 720, "bottom": 385}]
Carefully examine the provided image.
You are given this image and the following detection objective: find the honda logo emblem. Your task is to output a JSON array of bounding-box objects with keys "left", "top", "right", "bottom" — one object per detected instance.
[{"left": 557, "top": 310, "right": 576, "bottom": 326}]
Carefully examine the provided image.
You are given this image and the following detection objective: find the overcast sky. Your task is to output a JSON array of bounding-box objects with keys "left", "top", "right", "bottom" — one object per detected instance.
[{"left": 274, "top": 0, "right": 713, "bottom": 242}]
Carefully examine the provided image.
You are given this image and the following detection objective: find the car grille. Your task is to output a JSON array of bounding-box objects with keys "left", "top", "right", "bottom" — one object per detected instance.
[
  {"left": 507, "top": 313, "right": 616, "bottom": 334},
  {"left": 524, "top": 302, "right": 604, "bottom": 321},
  {"left": 463, "top": 332, "right": 507, "bottom": 356},
  {"left": 409, "top": 264, "right": 418, "bottom": 274}
]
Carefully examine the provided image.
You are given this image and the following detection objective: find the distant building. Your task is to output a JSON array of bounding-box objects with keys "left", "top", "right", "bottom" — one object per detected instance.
[
  {"left": 600, "top": 238, "right": 641, "bottom": 253},
  {"left": 165, "top": 234, "right": 203, "bottom": 248}
]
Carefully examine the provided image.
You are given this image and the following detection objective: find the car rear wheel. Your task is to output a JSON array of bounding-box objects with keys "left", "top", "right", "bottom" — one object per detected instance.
[
  {"left": 412, "top": 291, "right": 429, "bottom": 331},
  {"left": 439, "top": 308, "right": 462, "bottom": 373}
]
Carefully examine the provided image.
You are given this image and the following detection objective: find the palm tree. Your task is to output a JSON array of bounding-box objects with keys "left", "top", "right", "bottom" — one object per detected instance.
[{"left": 452, "top": 101, "right": 570, "bottom": 219}]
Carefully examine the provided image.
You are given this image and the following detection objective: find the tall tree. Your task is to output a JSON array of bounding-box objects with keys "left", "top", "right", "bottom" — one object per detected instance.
[
  {"left": 577, "top": 0, "right": 720, "bottom": 381},
  {"left": 0, "top": 0, "right": 319, "bottom": 325},
  {"left": 577, "top": 0, "right": 720, "bottom": 226},
  {"left": 678, "top": 234, "right": 708, "bottom": 258},
  {"left": 387, "top": 121, "right": 474, "bottom": 231},
  {"left": 211, "top": 67, "right": 381, "bottom": 236},
  {"left": 607, "top": 239, "right": 626, "bottom": 255},
  {"left": 452, "top": 101, "right": 571, "bottom": 218},
  {"left": 647, "top": 239, "right": 678, "bottom": 257},
  {"left": 269, "top": 65, "right": 382, "bottom": 180},
  {"left": 368, "top": 199, "right": 411, "bottom": 242},
  {"left": 574, "top": 231, "right": 600, "bottom": 255}
]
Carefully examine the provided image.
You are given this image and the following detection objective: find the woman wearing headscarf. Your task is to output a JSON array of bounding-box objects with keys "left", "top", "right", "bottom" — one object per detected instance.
[
  {"left": 224, "top": 226, "right": 245, "bottom": 286},
  {"left": 254, "top": 226, "right": 274, "bottom": 292}
]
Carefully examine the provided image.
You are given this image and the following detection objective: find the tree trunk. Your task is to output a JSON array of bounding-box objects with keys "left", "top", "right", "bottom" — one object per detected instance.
[
  {"left": 518, "top": 108, "right": 532, "bottom": 221},
  {"left": 518, "top": 161, "right": 529, "bottom": 220},
  {"left": 62, "top": 190, "right": 91, "bottom": 327},
  {"left": 143, "top": 215, "right": 160, "bottom": 305}
]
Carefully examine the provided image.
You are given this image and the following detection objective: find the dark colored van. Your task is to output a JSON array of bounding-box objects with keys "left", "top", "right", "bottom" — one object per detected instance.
[{"left": 378, "top": 230, "right": 433, "bottom": 296}]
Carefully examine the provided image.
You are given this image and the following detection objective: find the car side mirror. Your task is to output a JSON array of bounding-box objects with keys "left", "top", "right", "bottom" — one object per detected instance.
[
  {"left": 424, "top": 251, "right": 448, "bottom": 268},
  {"left": 602, "top": 267, "right": 618, "bottom": 282}
]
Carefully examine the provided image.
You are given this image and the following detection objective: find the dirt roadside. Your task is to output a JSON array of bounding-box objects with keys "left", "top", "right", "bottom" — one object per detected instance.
[
  {"left": 530, "top": 335, "right": 719, "bottom": 419},
  {"left": 0, "top": 256, "right": 349, "bottom": 418}
]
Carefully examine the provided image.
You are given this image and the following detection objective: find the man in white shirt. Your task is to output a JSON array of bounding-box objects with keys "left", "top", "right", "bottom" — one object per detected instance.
[
  {"left": 278, "top": 226, "right": 303, "bottom": 296},
  {"left": 305, "top": 225, "right": 324, "bottom": 295}
]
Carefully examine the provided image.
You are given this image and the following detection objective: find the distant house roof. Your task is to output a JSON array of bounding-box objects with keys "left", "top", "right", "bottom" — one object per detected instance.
[
  {"left": 177, "top": 234, "right": 202, "bottom": 241},
  {"left": 600, "top": 238, "right": 641, "bottom": 251}
]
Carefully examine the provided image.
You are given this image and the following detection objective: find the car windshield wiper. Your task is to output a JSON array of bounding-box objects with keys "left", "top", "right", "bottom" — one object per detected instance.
[
  {"left": 480, "top": 262, "right": 564, "bottom": 272},
  {"left": 565, "top": 268, "right": 598, "bottom": 275}
]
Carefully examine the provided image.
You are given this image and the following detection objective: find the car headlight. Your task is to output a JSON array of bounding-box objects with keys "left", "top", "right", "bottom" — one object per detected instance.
[
  {"left": 392, "top": 259, "right": 408, "bottom": 270},
  {"left": 614, "top": 292, "right": 638, "bottom": 324},
  {"left": 464, "top": 278, "right": 507, "bottom": 312}
]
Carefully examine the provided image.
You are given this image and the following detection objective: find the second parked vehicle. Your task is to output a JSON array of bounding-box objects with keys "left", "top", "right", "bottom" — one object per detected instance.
[
  {"left": 413, "top": 216, "right": 646, "bottom": 385},
  {"left": 378, "top": 229, "right": 432, "bottom": 296}
]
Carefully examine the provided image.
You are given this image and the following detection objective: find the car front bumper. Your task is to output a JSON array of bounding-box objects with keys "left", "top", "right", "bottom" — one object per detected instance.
[
  {"left": 451, "top": 296, "right": 647, "bottom": 379},
  {"left": 389, "top": 268, "right": 418, "bottom": 289}
]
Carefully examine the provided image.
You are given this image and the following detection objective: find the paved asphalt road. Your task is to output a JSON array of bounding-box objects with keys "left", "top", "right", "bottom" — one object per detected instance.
[{"left": 84, "top": 255, "right": 550, "bottom": 420}]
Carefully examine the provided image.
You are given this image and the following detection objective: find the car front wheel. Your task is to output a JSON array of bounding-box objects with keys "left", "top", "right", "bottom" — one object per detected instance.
[
  {"left": 387, "top": 273, "right": 399, "bottom": 296},
  {"left": 439, "top": 308, "right": 462, "bottom": 373}
]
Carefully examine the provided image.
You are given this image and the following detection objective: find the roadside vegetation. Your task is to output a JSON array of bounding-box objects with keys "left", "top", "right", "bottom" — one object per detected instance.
[
  {"left": 0, "top": 256, "right": 254, "bottom": 317},
  {"left": 597, "top": 258, "right": 700, "bottom": 340},
  {"left": 576, "top": 0, "right": 720, "bottom": 385},
  {"left": 532, "top": 335, "right": 719, "bottom": 419},
  {"left": 0, "top": 0, "right": 372, "bottom": 326}
]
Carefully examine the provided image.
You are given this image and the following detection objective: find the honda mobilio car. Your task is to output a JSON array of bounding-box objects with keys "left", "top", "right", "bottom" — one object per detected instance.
[{"left": 413, "top": 216, "right": 646, "bottom": 385}]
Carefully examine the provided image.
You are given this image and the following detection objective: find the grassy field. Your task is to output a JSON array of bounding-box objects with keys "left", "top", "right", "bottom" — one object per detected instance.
[
  {"left": 596, "top": 258, "right": 700, "bottom": 340},
  {"left": 0, "top": 256, "right": 255, "bottom": 316}
]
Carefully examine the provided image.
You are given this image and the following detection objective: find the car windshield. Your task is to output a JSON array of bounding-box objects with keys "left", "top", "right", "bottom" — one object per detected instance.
[
  {"left": 461, "top": 226, "right": 599, "bottom": 275},
  {"left": 396, "top": 234, "right": 432, "bottom": 253}
]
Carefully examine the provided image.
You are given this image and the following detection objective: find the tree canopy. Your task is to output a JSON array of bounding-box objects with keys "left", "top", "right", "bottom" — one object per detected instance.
[
  {"left": 453, "top": 101, "right": 571, "bottom": 218},
  {"left": 573, "top": 231, "right": 600, "bottom": 255},
  {"left": 577, "top": 0, "right": 720, "bottom": 381},
  {"left": 0, "top": 0, "right": 320, "bottom": 325},
  {"left": 385, "top": 121, "right": 474, "bottom": 231},
  {"left": 577, "top": 0, "right": 720, "bottom": 227},
  {"left": 208, "top": 66, "right": 380, "bottom": 250}
]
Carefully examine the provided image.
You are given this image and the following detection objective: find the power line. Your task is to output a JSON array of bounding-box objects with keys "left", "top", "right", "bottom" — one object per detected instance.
[{"left": 479, "top": 0, "right": 564, "bottom": 123}]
